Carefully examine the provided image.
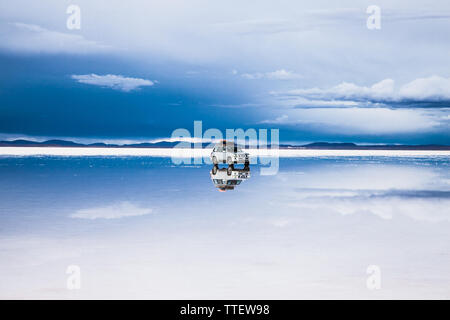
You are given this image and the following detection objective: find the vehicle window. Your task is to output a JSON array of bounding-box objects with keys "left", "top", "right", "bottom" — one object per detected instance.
[
  {"left": 230, "top": 146, "right": 243, "bottom": 152},
  {"left": 227, "top": 180, "right": 241, "bottom": 185}
]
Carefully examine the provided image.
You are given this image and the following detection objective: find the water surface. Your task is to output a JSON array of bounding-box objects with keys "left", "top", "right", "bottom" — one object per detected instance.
[{"left": 0, "top": 155, "right": 449, "bottom": 299}]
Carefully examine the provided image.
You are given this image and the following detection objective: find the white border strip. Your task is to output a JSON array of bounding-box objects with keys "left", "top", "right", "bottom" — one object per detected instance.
[{"left": 0, "top": 147, "right": 449, "bottom": 157}]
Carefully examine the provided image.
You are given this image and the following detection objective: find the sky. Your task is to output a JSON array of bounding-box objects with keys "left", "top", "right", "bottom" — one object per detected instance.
[{"left": 0, "top": 0, "right": 449, "bottom": 144}]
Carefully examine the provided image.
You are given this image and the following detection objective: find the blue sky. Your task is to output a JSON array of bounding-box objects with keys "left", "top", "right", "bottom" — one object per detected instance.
[{"left": 0, "top": 0, "right": 449, "bottom": 144}]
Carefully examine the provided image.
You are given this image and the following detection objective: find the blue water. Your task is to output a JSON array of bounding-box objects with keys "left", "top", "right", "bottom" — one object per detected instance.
[{"left": 0, "top": 156, "right": 449, "bottom": 298}]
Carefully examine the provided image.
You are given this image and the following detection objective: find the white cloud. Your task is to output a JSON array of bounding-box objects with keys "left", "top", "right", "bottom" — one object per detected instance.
[
  {"left": 273, "top": 97, "right": 360, "bottom": 108},
  {"left": 70, "top": 201, "right": 152, "bottom": 220},
  {"left": 260, "top": 114, "right": 289, "bottom": 124},
  {"left": 71, "top": 74, "right": 155, "bottom": 92},
  {"left": 260, "top": 107, "right": 440, "bottom": 134},
  {"left": 241, "top": 69, "right": 302, "bottom": 80},
  {"left": 1, "top": 1, "right": 450, "bottom": 84},
  {"left": 285, "top": 79, "right": 395, "bottom": 101},
  {"left": 283, "top": 76, "right": 450, "bottom": 104},
  {"left": 265, "top": 69, "right": 303, "bottom": 80},
  {"left": 398, "top": 76, "right": 450, "bottom": 101},
  {"left": 0, "top": 22, "right": 110, "bottom": 54}
]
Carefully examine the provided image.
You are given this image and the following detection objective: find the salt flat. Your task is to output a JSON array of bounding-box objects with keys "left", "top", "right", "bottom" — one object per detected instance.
[
  {"left": 0, "top": 147, "right": 449, "bottom": 157},
  {"left": 1, "top": 155, "right": 449, "bottom": 299}
]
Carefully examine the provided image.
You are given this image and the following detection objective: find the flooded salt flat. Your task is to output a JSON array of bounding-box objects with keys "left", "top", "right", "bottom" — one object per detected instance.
[{"left": 0, "top": 155, "right": 449, "bottom": 299}]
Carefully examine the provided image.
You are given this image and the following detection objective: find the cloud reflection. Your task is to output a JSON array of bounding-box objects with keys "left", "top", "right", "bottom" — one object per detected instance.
[{"left": 70, "top": 201, "right": 152, "bottom": 220}]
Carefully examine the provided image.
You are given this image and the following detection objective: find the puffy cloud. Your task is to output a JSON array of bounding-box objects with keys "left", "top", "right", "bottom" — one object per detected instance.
[
  {"left": 282, "top": 76, "right": 450, "bottom": 104},
  {"left": 398, "top": 76, "right": 450, "bottom": 101},
  {"left": 71, "top": 74, "right": 155, "bottom": 92},
  {"left": 70, "top": 201, "right": 152, "bottom": 219},
  {"left": 0, "top": 22, "right": 110, "bottom": 54},
  {"left": 241, "top": 69, "right": 302, "bottom": 80}
]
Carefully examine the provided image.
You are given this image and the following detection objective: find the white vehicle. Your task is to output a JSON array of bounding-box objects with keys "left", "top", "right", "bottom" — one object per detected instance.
[
  {"left": 210, "top": 141, "right": 250, "bottom": 165},
  {"left": 210, "top": 166, "right": 250, "bottom": 191}
]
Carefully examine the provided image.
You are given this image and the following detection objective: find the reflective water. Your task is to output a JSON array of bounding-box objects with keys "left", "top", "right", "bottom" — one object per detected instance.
[{"left": 0, "top": 156, "right": 449, "bottom": 298}]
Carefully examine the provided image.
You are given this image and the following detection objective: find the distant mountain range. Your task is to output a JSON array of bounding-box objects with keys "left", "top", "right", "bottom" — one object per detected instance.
[
  {"left": 0, "top": 139, "right": 449, "bottom": 150},
  {"left": 0, "top": 139, "right": 178, "bottom": 148}
]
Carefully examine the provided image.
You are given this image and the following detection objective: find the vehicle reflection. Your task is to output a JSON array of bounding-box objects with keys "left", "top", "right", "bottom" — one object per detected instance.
[{"left": 210, "top": 164, "right": 251, "bottom": 192}]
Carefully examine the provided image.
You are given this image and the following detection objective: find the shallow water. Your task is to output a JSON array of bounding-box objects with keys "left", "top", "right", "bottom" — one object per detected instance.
[{"left": 0, "top": 156, "right": 449, "bottom": 299}]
